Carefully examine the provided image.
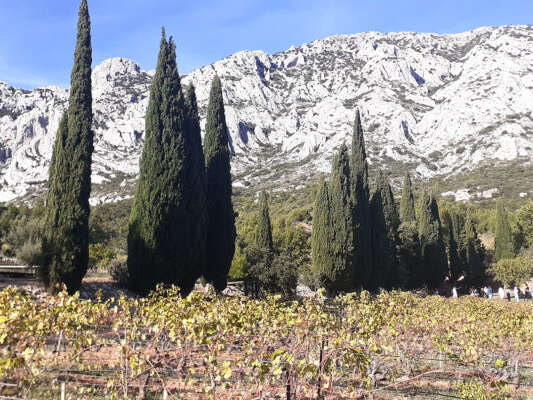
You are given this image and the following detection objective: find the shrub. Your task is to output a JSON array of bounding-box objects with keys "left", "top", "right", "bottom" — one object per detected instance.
[
  {"left": 247, "top": 247, "right": 298, "bottom": 298},
  {"left": 1, "top": 243, "right": 14, "bottom": 258},
  {"left": 488, "top": 257, "right": 533, "bottom": 286},
  {"left": 109, "top": 255, "right": 129, "bottom": 287},
  {"left": 17, "top": 240, "right": 43, "bottom": 266},
  {"left": 228, "top": 242, "right": 248, "bottom": 280},
  {"left": 88, "top": 244, "right": 116, "bottom": 270}
]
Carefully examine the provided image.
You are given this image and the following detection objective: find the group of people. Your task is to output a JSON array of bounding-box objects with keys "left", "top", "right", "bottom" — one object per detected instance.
[{"left": 449, "top": 285, "right": 533, "bottom": 301}]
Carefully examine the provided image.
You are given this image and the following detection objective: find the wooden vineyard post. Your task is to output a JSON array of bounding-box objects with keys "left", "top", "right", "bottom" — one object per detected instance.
[
  {"left": 162, "top": 388, "right": 168, "bottom": 400},
  {"left": 60, "top": 382, "right": 65, "bottom": 400},
  {"left": 286, "top": 369, "right": 291, "bottom": 400},
  {"left": 317, "top": 339, "right": 324, "bottom": 399},
  {"left": 55, "top": 330, "right": 63, "bottom": 354}
]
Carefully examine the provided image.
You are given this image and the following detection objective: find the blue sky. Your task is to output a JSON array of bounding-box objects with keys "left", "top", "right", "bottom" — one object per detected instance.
[{"left": 1, "top": 0, "right": 532, "bottom": 89}]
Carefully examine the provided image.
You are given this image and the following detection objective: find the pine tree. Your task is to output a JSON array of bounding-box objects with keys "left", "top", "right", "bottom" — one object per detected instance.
[
  {"left": 128, "top": 31, "right": 199, "bottom": 296},
  {"left": 183, "top": 84, "right": 207, "bottom": 278},
  {"left": 256, "top": 191, "right": 273, "bottom": 251},
  {"left": 204, "top": 75, "right": 236, "bottom": 291},
  {"left": 400, "top": 172, "right": 416, "bottom": 223},
  {"left": 311, "top": 179, "right": 336, "bottom": 295},
  {"left": 495, "top": 201, "right": 515, "bottom": 261},
  {"left": 350, "top": 109, "right": 372, "bottom": 289},
  {"left": 42, "top": 0, "right": 93, "bottom": 294},
  {"left": 462, "top": 210, "right": 485, "bottom": 286},
  {"left": 370, "top": 171, "right": 400, "bottom": 290},
  {"left": 417, "top": 190, "right": 448, "bottom": 289},
  {"left": 326, "top": 144, "right": 355, "bottom": 293}
]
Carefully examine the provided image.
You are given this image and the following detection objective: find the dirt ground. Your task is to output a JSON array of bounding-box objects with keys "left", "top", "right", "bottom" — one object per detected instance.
[{"left": 0, "top": 271, "right": 134, "bottom": 301}]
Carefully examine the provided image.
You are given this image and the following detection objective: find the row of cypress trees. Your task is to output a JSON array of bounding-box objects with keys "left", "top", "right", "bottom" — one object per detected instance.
[
  {"left": 127, "top": 31, "right": 235, "bottom": 296},
  {"left": 41, "top": 1, "right": 235, "bottom": 296},
  {"left": 311, "top": 110, "right": 484, "bottom": 295}
]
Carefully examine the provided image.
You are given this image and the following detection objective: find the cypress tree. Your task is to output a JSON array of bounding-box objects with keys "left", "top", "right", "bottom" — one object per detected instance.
[
  {"left": 349, "top": 109, "right": 372, "bottom": 289},
  {"left": 494, "top": 201, "right": 515, "bottom": 261},
  {"left": 447, "top": 211, "right": 464, "bottom": 281},
  {"left": 42, "top": 0, "right": 93, "bottom": 294},
  {"left": 462, "top": 210, "right": 485, "bottom": 286},
  {"left": 400, "top": 172, "right": 416, "bottom": 223},
  {"left": 398, "top": 220, "right": 421, "bottom": 289},
  {"left": 204, "top": 75, "right": 236, "bottom": 291},
  {"left": 183, "top": 84, "right": 207, "bottom": 277},
  {"left": 417, "top": 190, "right": 448, "bottom": 289},
  {"left": 128, "top": 31, "right": 199, "bottom": 296},
  {"left": 256, "top": 191, "right": 273, "bottom": 251},
  {"left": 370, "top": 171, "right": 400, "bottom": 290},
  {"left": 311, "top": 179, "right": 336, "bottom": 295},
  {"left": 398, "top": 171, "right": 420, "bottom": 288},
  {"left": 326, "top": 144, "right": 355, "bottom": 293}
]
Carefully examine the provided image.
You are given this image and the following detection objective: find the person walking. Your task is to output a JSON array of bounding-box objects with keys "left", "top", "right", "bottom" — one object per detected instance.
[
  {"left": 487, "top": 286, "right": 493, "bottom": 300},
  {"left": 514, "top": 286, "right": 520, "bottom": 302},
  {"left": 452, "top": 286, "right": 458, "bottom": 298},
  {"left": 498, "top": 287, "right": 505, "bottom": 300}
]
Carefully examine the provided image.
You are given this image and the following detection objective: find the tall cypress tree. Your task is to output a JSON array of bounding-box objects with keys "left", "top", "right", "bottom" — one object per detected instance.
[
  {"left": 311, "top": 179, "right": 336, "bottom": 295},
  {"left": 417, "top": 190, "right": 448, "bottom": 289},
  {"left": 462, "top": 210, "right": 485, "bottom": 286},
  {"left": 495, "top": 201, "right": 515, "bottom": 261},
  {"left": 326, "top": 144, "right": 355, "bottom": 293},
  {"left": 183, "top": 84, "right": 207, "bottom": 277},
  {"left": 447, "top": 211, "right": 464, "bottom": 281},
  {"left": 128, "top": 32, "right": 199, "bottom": 296},
  {"left": 204, "top": 75, "right": 236, "bottom": 291},
  {"left": 370, "top": 171, "right": 400, "bottom": 290},
  {"left": 42, "top": 0, "right": 93, "bottom": 294},
  {"left": 398, "top": 171, "right": 420, "bottom": 288},
  {"left": 400, "top": 172, "right": 416, "bottom": 223},
  {"left": 350, "top": 109, "right": 372, "bottom": 289},
  {"left": 256, "top": 191, "right": 273, "bottom": 251}
]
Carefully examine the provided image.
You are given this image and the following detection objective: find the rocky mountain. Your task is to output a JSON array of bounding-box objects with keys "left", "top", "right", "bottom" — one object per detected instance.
[{"left": 0, "top": 25, "right": 532, "bottom": 203}]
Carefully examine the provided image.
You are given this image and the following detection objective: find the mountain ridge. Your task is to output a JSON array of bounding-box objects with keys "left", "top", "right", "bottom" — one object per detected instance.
[{"left": 0, "top": 25, "right": 532, "bottom": 203}]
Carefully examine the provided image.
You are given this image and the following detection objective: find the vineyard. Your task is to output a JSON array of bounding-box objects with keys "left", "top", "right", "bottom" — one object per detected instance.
[{"left": 1, "top": 287, "right": 533, "bottom": 399}]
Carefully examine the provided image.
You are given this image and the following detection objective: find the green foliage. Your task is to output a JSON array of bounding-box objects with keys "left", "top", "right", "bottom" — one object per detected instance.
[
  {"left": 183, "top": 84, "right": 208, "bottom": 278},
  {"left": 516, "top": 200, "right": 533, "bottom": 246},
  {"left": 128, "top": 32, "right": 201, "bottom": 296},
  {"left": 326, "top": 144, "right": 355, "bottom": 293},
  {"left": 494, "top": 201, "right": 515, "bottom": 261},
  {"left": 488, "top": 257, "right": 533, "bottom": 287},
  {"left": 0, "top": 204, "right": 28, "bottom": 241},
  {"left": 417, "top": 189, "right": 448, "bottom": 289},
  {"left": 311, "top": 180, "right": 336, "bottom": 295},
  {"left": 88, "top": 243, "right": 116, "bottom": 270},
  {"left": 370, "top": 171, "right": 400, "bottom": 290},
  {"left": 109, "top": 255, "right": 129, "bottom": 288},
  {"left": 247, "top": 247, "right": 298, "bottom": 298},
  {"left": 350, "top": 109, "right": 372, "bottom": 289},
  {"left": 272, "top": 217, "right": 310, "bottom": 270},
  {"left": 228, "top": 241, "right": 248, "bottom": 280},
  {"left": 6, "top": 211, "right": 44, "bottom": 266},
  {"left": 256, "top": 191, "right": 273, "bottom": 250},
  {"left": 400, "top": 172, "right": 416, "bottom": 223},
  {"left": 462, "top": 211, "right": 486, "bottom": 286},
  {"left": 441, "top": 210, "right": 464, "bottom": 281},
  {"left": 41, "top": 0, "right": 94, "bottom": 294},
  {"left": 204, "top": 75, "right": 236, "bottom": 291},
  {"left": 398, "top": 221, "right": 420, "bottom": 289},
  {"left": 89, "top": 198, "right": 132, "bottom": 250}
]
